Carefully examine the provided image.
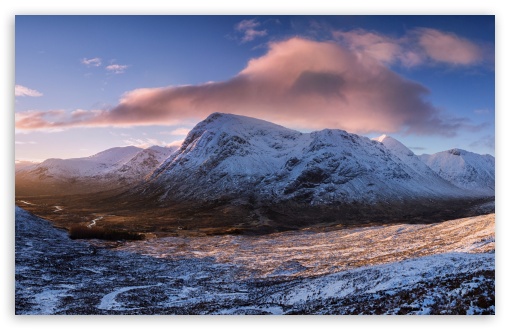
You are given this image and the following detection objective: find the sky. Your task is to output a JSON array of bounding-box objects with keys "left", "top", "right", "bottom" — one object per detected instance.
[{"left": 14, "top": 15, "right": 495, "bottom": 161}]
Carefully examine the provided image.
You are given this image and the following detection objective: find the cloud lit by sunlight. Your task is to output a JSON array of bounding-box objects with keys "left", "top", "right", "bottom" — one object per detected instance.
[
  {"left": 333, "top": 28, "right": 485, "bottom": 67},
  {"left": 15, "top": 33, "right": 488, "bottom": 137},
  {"left": 106, "top": 64, "right": 129, "bottom": 74},
  {"left": 15, "top": 85, "right": 43, "bottom": 97},
  {"left": 235, "top": 18, "right": 267, "bottom": 43},
  {"left": 81, "top": 57, "right": 102, "bottom": 67}
]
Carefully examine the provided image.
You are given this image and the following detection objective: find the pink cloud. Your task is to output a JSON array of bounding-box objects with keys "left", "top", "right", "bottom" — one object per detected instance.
[
  {"left": 81, "top": 57, "right": 102, "bottom": 67},
  {"left": 332, "top": 30, "right": 403, "bottom": 64},
  {"left": 15, "top": 85, "right": 43, "bottom": 97},
  {"left": 106, "top": 64, "right": 128, "bottom": 74},
  {"left": 14, "top": 37, "right": 477, "bottom": 136},
  {"left": 160, "top": 128, "right": 191, "bottom": 136},
  {"left": 417, "top": 28, "right": 483, "bottom": 65},
  {"left": 334, "top": 28, "right": 484, "bottom": 67},
  {"left": 235, "top": 19, "right": 267, "bottom": 43}
]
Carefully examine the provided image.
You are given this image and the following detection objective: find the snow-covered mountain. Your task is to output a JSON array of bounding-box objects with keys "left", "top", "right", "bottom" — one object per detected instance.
[
  {"left": 143, "top": 113, "right": 470, "bottom": 207},
  {"left": 16, "top": 145, "right": 177, "bottom": 195},
  {"left": 419, "top": 149, "right": 495, "bottom": 196},
  {"left": 20, "top": 146, "right": 143, "bottom": 178}
]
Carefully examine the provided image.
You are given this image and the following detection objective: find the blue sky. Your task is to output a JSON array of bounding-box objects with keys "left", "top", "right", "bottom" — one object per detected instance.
[{"left": 15, "top": 15, "right": 495, "bottom": 161}]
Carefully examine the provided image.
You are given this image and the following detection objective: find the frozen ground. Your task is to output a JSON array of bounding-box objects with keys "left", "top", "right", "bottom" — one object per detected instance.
[{"left": 15, "top": 206, "right": 495, "bottom": 315}]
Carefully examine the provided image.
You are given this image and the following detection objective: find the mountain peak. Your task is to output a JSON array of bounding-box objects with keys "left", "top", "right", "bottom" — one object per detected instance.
[
  {"left": 375, "top": 134, "right": 389, "bottom": 143},
  {"left": 373, "top": 134, "right": 414, "bottom": 157},
  {"left": 199, "top": 112, "right": 293, "bottom": 131},
  {"left": 447, "top": 148, "right": 464, "bottom": 156}
]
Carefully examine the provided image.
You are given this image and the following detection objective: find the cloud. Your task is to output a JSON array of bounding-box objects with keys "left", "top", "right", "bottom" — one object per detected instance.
[
  {"left": 235, "top": 19, "right": 267, "bottom": 43},
  {"left": 15, "top": 141, "right": 37, "bottom": 145},
  {"left": 334, "top": 28, "right": 485, "bottom": 67},
  {"left": 15, "top": 37, "right": 481, "bottom": 137},
  {"left": 81, "top": 57, "right": 102, "bottom": 67},
  {"left": 167, "top": 140, "right": 183, "bottom": 148},
  {"left": 123, "top": 138, "right": 163, "bottom": 148},
  {"left": 160, "top": 128, "right": 191, "bottom": 136},
  {"left": 15, "top": 85, "right": 43, "bottom": 97},
  {"left": 106, "top": 64, "right": 128, "bottom": 74},
  {"left": 332, "top": 29, "right": 404, "bottom": 65},
  {"left": 474, "top": 108, "right": 491, "bottom": 115},
  {"left": 469, "top": 134, "right": 495, "bottom": 151},
  {"left": 417, "top": 28, "right": 483, "bottom": 65},
  {"left": 123, "top": 137, "right": 181, "bottom": 149}
]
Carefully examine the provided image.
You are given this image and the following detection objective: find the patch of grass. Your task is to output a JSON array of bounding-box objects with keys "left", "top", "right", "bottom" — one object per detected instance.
[{"left": 68, "top": 225, "right": 144, "bottom": 241}]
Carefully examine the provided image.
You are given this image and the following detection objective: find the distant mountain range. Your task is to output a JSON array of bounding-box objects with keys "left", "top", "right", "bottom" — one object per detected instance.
[
  {"left": 419, "top": 149, "right": 495, "bottom": 196},
  {"left": 16, "top": 145, "right": 177, "bottom": 195},
  {"left": 15, "top": 113, "right": 494, "bottom": 228}
]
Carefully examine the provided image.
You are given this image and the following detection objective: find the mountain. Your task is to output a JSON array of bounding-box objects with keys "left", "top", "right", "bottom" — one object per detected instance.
[
  {"left": 123, "top": 113, "right": 491, "bottom": 229},
  {"left": 144, "top": 113, "right": 467, "bottom": 203},
  {"left": 16, "top": 145, "right": 177, "bottom": 196},
  {"left": 419, "top": 149, "right": 495, "bottom": 196},
  {"left": 15, "top": 113, "right": 494, "bottom": 233}
]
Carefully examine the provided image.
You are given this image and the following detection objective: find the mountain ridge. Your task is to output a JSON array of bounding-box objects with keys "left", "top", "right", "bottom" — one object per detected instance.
[
  {"left": 141, "top": 113, "right": 473, "bottom": 205},
  {"left": 419, "top": 148, "right": 495, "bottom": 195},
  {"left": 16, "top": 145, "right": 178, "bottom": 195}
]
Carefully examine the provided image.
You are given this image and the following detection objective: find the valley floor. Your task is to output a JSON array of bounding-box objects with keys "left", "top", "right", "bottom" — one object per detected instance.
[{"left": 15, "top": 206, "right": 495, "bottom": 315}]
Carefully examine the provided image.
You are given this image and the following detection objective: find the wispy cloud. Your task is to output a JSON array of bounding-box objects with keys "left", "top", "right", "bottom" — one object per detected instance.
[
  {"left": 474, "top": 109, "right": 491, "bottom": 115},
  {"left": 106, "top": 64, "right": 128, "bottom": 74},
  {"left": 417, "top": 28, "right": 483, "bottom": 65},
  {"left": 235, "top": 19, "right": 267, "bottom": 43},
  {"left": 469, "top": 135, "right": 495, "bottom": 152},
  {"left": 123, "top": 137, "right": 181, "bottom": 149},
  {"left": 15, "top": 140, "right": 37, "bottom": 145},
  {"left": 160, "top": 128, "right": 191, "bottom": 136},
  {"left": 81, "top": 57, "right": 102, "bottom": 67},
  {"left": 15, "top": 37, "right": 483, "bottom": 137},
  {"left": 15, "top": 85, "right": 43, "bottom": 97},
  {"left": 334, "top": 28, "right": 486, "bottom": 67},
  {"left": 167, "top": 140, "right": 183, "bottom": 148}
]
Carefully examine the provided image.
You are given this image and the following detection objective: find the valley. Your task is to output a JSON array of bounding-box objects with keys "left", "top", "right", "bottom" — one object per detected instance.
[{"left": 15, "top": 206, "right": 495, "bottom": 315}]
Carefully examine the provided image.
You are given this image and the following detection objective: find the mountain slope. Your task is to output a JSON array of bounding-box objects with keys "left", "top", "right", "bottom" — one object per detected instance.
[
  {"left": 373, "top": 134, "right": 461, "bottom": 193},
  {"left": 16, "top": 146, "right": 177, "bottom": 195},
  {"left": 15, "top": 160, "right": 39, "bottom": 172},
  {"left": 419, "top": 149, "right": 495, "bottom": 196}
]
